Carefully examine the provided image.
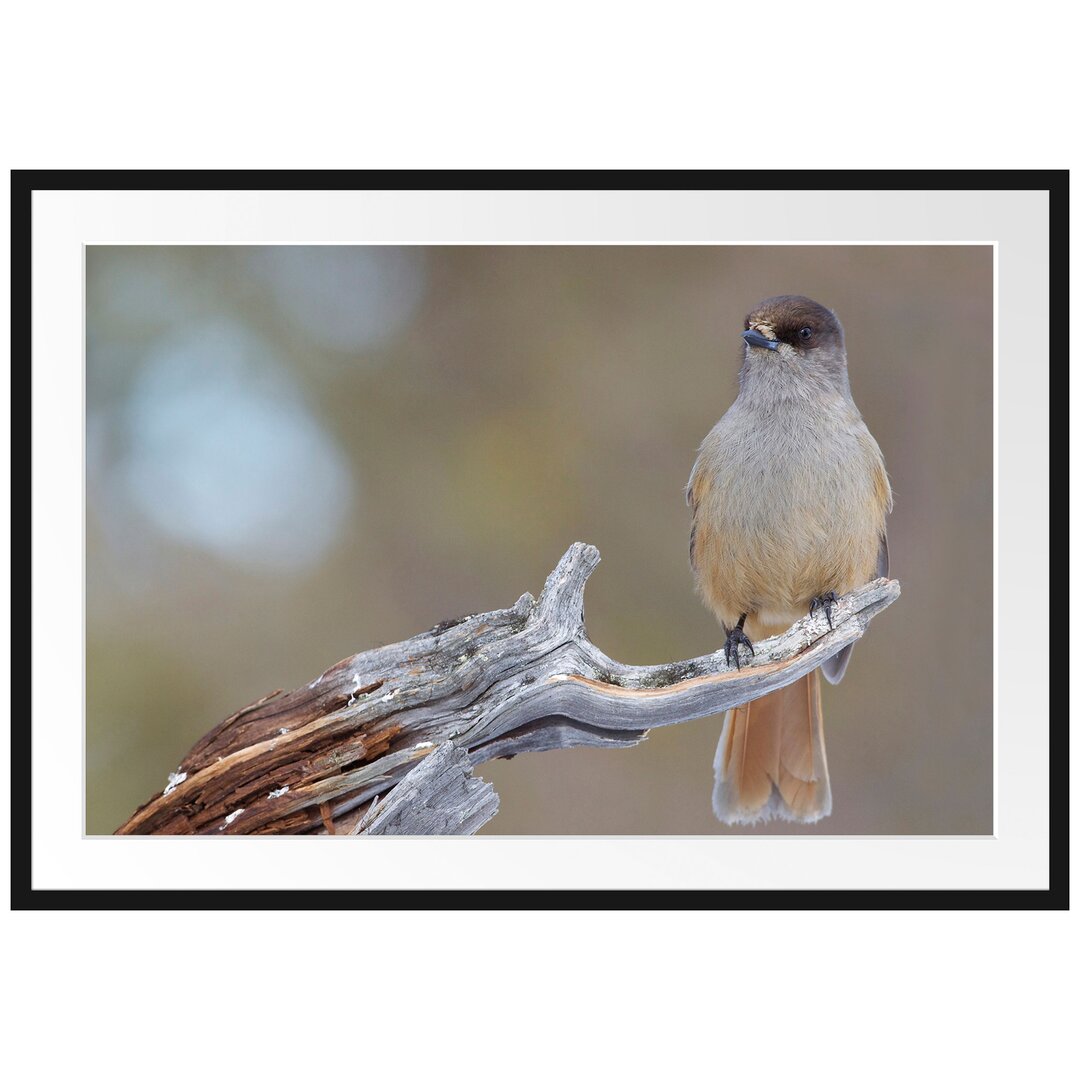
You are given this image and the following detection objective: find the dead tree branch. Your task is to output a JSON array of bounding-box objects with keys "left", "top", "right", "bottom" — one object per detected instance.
[
  {"left": 351, "top": 743, "right": 500, "bottom": 835},
  {"left": 116, "top": 542, "right": 900, "bottom": 836}
]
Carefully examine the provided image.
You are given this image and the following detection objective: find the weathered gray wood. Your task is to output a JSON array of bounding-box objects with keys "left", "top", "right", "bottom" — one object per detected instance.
[
  {"left": 117, "top": 542, "right": 900, "bottom": 836},
  {"left": 354, "top": 743, "right": 499, "bottom": 835}
]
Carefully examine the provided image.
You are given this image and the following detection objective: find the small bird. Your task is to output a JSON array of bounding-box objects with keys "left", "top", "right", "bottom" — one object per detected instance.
[{"left": 687, "top": 296, "right": 891, "bottom": 824}]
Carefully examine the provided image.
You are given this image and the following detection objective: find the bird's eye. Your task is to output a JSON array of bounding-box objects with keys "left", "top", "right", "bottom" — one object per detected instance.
[{"left": 798, "top": 326, "right": 813, "bottom": 340}]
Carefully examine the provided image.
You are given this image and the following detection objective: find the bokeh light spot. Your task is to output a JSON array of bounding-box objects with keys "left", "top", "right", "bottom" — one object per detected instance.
[
  {"left": 245, "top": 245, "right": 426, "bottom": 354},
  {"left": 120, "top": 319, "right": 354, "bottom": 570}
]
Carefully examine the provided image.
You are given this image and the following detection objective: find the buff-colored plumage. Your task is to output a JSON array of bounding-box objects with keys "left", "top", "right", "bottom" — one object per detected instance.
[
  {"left": 689, "top": 296, "right": 891, "bottom": 825},
  {"left": 712, "top": 670, "right": 829, "bottom": 824}
]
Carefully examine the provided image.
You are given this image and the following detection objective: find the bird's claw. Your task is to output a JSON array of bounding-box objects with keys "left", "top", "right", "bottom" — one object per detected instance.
[
  {"left": 723, "top": 624, "right": 755, "bottom": 670},
  {"left": 809, "top": 591, "right": 839, "bottom": 630}
]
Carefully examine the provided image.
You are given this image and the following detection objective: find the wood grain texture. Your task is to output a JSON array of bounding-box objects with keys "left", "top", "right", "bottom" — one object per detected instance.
[
  {"left": 116, "top": 542, "right": 900, "bottom": 836},
  {"left": 353, "top": 743, "right": 499, "bottom": 836}
]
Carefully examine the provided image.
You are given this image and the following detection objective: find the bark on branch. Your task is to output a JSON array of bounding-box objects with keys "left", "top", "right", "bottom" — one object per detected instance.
[{"left": 116, "top": 542, "right": 900, "bottom": 836}]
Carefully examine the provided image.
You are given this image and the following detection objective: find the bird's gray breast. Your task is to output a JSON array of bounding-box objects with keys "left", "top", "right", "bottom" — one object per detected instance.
[{"left": 702, "top": 396, "right": 873, "bottom": 556}]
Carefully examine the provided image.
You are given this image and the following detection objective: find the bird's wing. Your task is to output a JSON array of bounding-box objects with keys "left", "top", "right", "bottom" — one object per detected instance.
[
  {"left": 686, "top": 460, "right": 710, "bottom": 572},
  {"left": 877, "top": 528, "right": 890, "bottom": 579},
  {"left": 821, "top": 529, "right": 889, "bottom": 686}
]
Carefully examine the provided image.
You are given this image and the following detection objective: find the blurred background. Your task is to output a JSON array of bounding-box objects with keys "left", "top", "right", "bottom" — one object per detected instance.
[{"left": 86, "top": 244, "right": 993, "bottom": 836}]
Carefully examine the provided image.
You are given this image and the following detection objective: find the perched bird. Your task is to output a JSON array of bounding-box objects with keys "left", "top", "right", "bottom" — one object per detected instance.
[{"left": 687, "top": 295, "right": 891, "bottom": 824}]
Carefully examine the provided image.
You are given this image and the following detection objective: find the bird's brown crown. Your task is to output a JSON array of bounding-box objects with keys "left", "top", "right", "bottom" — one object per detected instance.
[{"left": 745, "top": 295, "right": 844, "bottom": 351}]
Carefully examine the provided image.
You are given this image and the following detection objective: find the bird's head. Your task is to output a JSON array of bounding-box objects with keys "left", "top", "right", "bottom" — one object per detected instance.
[{"left": 739, "top": 295, "right": 850, "bottom": 400}]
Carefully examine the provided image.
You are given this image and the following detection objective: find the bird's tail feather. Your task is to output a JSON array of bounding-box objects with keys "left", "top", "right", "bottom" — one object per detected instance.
[{"left": 712, "top": 670, "right": 831, "bottom": 825}]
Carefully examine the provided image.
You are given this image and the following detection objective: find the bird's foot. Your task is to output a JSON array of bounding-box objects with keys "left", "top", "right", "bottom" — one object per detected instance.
[
  {"left": 723, "top": 622, "right": 755, "bottom": 670},
  {"left": 809, "top": 591, "right": 839, "bottom": 630}
]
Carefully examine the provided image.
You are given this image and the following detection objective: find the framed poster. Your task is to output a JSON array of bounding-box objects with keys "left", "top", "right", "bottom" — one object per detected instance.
[{"left": 10, "top": 170, "right": 1065, "bottom": 908}]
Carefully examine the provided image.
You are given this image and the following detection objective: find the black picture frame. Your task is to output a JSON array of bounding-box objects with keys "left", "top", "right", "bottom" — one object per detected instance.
[{"left": 10, "top": 169, "right": 1068, "bottom": 911}]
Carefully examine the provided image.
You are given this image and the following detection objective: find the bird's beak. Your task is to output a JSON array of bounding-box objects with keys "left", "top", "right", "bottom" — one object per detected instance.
[{"left": 742, "top": 328, "right": 779, "bottom": 351}]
